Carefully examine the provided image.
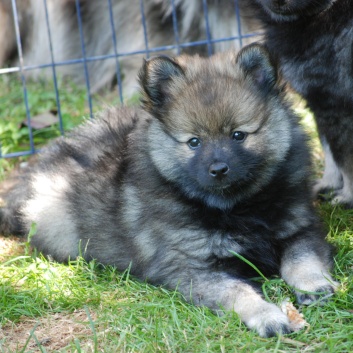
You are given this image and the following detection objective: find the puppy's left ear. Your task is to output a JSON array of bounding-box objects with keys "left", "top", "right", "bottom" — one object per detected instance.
[
  {"left": 139, "top": 55, "right": 184, "bottom": 111},
  {"left": 236, "top": 43, "right": 278, "bottom": 93}
]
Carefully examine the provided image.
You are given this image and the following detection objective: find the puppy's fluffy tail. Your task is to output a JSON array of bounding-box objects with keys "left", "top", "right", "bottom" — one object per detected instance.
[
  {"left": 0, "top": 205, "right": 25, "bottom": 236},
  {"left": 0, "top": 172, "right": 29, "bottom": 237}
]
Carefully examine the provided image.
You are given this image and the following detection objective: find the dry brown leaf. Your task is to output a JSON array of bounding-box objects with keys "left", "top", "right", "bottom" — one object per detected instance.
[
  {"left": 22, "top": 112, "right": 58, "bottom": 129},
  {"left": 281, "top": 298, "right": 308, "bottom": 332}
]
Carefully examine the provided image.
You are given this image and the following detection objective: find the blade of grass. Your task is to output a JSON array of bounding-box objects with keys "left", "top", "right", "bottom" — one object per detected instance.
[{"left": 228, "top": 250, "right": 268, "bottom": 281}]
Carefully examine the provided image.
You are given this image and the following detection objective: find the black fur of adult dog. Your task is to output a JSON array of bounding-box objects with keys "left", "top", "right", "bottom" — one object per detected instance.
[
  {"left": 249, "top": 0, "right": 353, "bottom": 208},
  {"left": 0, "top": 44, "right": 336, "bottom": 337}
]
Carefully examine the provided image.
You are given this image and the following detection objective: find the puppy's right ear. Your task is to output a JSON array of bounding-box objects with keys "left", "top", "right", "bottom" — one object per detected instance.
[
  {"left": 139, "top": 55, "right": 184, "bottom": 111},
  {"left": 236, "top": 43, "right": 278, "bottom": 94}
]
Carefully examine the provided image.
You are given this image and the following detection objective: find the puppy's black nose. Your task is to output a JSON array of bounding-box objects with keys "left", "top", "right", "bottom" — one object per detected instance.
[{"left": 209, "top": 162, "right": 229, "bottom": 178}]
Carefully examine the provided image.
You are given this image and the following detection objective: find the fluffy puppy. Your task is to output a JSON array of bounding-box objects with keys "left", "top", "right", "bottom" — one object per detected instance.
[{"left": 0, "top": 44, "right": 336, "bottom": 337}]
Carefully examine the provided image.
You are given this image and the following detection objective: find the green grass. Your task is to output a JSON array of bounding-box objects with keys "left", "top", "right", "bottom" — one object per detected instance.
[
  {"left": 0, "top": 76, "right": 88, "bottom": 153},
  {"left": 0, "top": 231, "right": 352, "bottom": 352},
  {"left": 0, "top": 75, "right": 134, "bottom": 180},
  {"left": 0, "top": 80, "right": 352, "bottom": 352},
  {"left": 0, "top": 75, "right": 86, "bottom": 181}
]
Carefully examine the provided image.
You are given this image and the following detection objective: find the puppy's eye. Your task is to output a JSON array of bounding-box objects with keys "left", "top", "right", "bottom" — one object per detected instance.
[
  {"left": 188, "top": 137, "right": 201, "bottom": 149},
  {"left": 232, "top": 131, "right": 247, "bottom": 142}
]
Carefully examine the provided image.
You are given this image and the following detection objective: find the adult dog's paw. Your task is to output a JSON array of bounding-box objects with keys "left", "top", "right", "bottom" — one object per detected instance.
[{"left": 331, "top": 190, "right": 353, "bottom": 209}]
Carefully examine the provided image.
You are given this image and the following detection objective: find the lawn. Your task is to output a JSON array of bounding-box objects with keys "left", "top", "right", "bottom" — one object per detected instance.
[{"left": 0, "top": 78, "right": 352, "bottom": 352}]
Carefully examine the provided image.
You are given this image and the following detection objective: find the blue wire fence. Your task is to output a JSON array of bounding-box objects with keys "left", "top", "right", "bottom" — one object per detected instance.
[{"left": 0, "top": 0, "right": 260, "bottom": 159}]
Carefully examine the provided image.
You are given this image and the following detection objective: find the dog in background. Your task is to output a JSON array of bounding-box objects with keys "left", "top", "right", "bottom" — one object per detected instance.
[
  {"left": 0, "top": 0, "right": 34, "bottom": 65},
  {"left": 157, "top": 0, "right": 259, "bottom": 52},
  {"left": 0, "top": 44, "right": 336, "bottom": 337},
  {"left": 249, "top": 0, "right": 353, "bottom": 208},
  {"left": 0, "top": 0, "right": 260, "bottom": 96}
]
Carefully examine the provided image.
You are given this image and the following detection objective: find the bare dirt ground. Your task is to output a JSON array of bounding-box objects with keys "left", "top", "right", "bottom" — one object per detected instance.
[
  {"left": 0, "top": 309, "right": 98, "bottom": 352},
  {"left": 0, "top": 237, "right": 101, "bottom": 352},
  {"left": 0, "top": 236, "right": 24, "bottom": 263}
]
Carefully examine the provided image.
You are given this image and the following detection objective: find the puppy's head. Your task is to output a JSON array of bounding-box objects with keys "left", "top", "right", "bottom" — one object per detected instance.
[{"left": 139, "top": 44, "right": 297, "bottom": 209}]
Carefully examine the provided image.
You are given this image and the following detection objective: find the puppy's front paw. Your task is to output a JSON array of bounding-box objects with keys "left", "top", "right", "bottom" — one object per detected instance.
[
  {"left": 281, "top": 255, "right": 338, "bottom": 306},
  {"left": 245, "top": 302, "right": 293, "bottom": 337},
  {"left": 295, "top": 284, "right": 336, "bottom": 305}
]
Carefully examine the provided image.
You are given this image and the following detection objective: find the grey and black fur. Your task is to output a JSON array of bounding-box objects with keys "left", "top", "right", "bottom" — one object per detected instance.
[
  {"left": 0, "top": 0, "right": 177, "bottom": 95},
  {"left": 0, "top": 0, "right": 259, "bottom": 95},
  {"left": 0, "top": 44, "right": 336, "bottom": 337},
  {"left": 249, "top": 0, "right": 353, "bottom": 207}
]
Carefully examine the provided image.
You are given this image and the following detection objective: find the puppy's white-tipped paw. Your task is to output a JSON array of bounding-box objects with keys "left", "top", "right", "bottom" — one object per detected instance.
[{"left": 245, "top": 302, "right": 293, "bottom": 337}]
